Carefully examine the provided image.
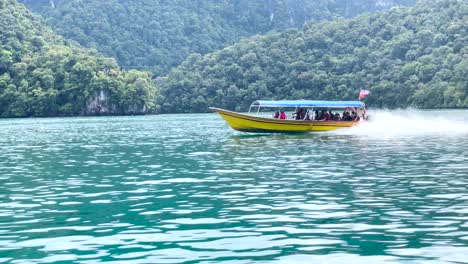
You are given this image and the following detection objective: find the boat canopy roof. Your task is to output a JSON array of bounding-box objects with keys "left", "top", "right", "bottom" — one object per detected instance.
[{"left": 252, "top": 100, "right": 365, "bottom": 108}]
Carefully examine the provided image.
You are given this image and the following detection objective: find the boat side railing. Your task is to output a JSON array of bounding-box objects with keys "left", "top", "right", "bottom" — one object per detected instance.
[{"left": 247, "top": 102, "right": 367, "bottom": 120}]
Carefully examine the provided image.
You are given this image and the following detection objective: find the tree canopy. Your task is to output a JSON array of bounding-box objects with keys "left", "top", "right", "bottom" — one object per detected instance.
[
  {"left": 2, "top": 0, "right": 465, "bottom": 117},
  {"left": 157, "top": 0, "right": 468, "bottom": 113},
  {"left": 0, "top": 0, "right": 157, "bottom": 117},
  {"left": 19, "top": 0, "right": 415, "bottom": 76}
]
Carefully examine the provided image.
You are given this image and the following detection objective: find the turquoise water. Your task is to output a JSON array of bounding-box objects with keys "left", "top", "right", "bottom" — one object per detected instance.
[{"left": 0, "top": 111, "right": 468, "bottom": 263}]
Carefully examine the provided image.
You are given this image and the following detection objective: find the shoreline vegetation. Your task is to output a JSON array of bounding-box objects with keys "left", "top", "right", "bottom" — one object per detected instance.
[
  {"left": 0, "top": 0, "right": 158, "bottom": 118},
  {"left": 157, "top": 0, "right": 467, "bottom": 113},
  {"left": 2, "top": 107, "right": 468, "bottom": 121},
  {"left": 1, "top": 0, "right": 467, "bottom": 118}
]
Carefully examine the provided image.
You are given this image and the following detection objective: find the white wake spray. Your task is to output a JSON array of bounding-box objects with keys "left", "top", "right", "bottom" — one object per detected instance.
[{"left": 332, "top": 109, "right": 468, "bottom": 138}]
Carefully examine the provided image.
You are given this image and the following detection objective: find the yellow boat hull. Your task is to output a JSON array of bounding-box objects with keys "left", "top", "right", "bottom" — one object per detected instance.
[{"left": 210, "top": 107, "right": 359, "bottom": 133}]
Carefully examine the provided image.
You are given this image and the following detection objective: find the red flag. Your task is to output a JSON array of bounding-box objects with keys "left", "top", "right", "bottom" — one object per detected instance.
[{"left": 359, "top": 89, "right": 370, "bottom": 99}]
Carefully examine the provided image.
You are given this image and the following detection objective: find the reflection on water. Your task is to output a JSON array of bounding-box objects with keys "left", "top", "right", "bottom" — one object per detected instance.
[{"left": 0, "top": 111, "right": 467, "bottom": 263}]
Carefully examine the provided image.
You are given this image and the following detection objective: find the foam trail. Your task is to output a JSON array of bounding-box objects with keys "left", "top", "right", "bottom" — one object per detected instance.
[{"left": 332, "top": 109, "right": 468, "bottom": 138}]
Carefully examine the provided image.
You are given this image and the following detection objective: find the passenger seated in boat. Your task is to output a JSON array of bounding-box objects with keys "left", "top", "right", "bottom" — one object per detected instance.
[
  {"left": 328, "top": 110, "right": 334, "bottom": 121},
  {"left": 342, "top": 112, "right": 350, "bottom": 121},
  {"left": 304, "top": 111, "right": 311, "bottom": 121},
  {"left": 318, "top": 110, "right": 325, "bottom": 120},
  {"left": 321, "top": 110, "right": 330, "bottom": 121},
  {"left": 294, "top": 108, "right": 303, "bottom": 120},
  {"left": 294, "top": 108, "right": 306, "bottom": 120},
  {"left": 273, "top": 111, "right": 280, "bottom": 119},
  {"left": 292, "top": 108, "right": 299, "bottom": 120},
  {"left": 334, "top": 113, "right": 341, "bottom": 121},
  {"left": 351, "top": 112, "right": 360, "bottom": 121},
  {"left": 279, "top": 110, "right": 287, "bottom": 119},
  {"left": 314, "top": 110, "right": 320, "bottom": 120}
]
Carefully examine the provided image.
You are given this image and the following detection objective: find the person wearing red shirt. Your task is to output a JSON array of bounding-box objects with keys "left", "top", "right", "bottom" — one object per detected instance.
[{"left": 279, "top": 110, "right": 287, "bottom": 119}]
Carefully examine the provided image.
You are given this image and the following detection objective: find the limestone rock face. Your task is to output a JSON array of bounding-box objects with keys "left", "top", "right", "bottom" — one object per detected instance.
[
  {"left": 84, "top": 90, "right": 147, "bottom": 116},
  {"left": 85, "top": 90, "right": 112, "bottom": 115}
]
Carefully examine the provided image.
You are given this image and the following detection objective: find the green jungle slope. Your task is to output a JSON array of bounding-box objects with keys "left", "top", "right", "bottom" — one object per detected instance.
[
  {"left": 157, "top": 0, "right": 468, "bottom": 113},
  {"left": 20, "top": 0, "right": 415, "bottom": 76},
  {"left": 0, "top": 0, "right": 157, "bottom": 117}
]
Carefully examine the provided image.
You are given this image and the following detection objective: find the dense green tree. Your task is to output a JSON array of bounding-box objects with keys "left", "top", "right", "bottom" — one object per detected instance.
[
  {"left": 158, "top": 0, "right": 468, "bottom": 112},
  {"left": 19, "top": 0, "right": 415, "bottom": 76},
  {"left": 0, "top": 0, "right": 157, "bottom": 117}
]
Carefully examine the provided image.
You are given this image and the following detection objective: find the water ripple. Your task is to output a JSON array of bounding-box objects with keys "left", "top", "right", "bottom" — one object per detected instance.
[{"left": 0, "top": 112, "right": 468, "bottom": 263}]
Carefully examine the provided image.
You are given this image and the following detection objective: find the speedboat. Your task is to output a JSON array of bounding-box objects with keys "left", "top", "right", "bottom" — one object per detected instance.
[{"left": 210, "top": 100, "right": 367, "bottom": 133}]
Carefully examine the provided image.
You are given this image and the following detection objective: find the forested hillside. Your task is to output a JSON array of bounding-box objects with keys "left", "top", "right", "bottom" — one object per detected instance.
[
  {"left": 20, "top": 0, "right": 415, "bottom": 76},
  {"left": 0, "top": 0, "right": 157, "bottom": 117},
  {"left": 157, "top": 0, "right": 468, "bottom": 113}
]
